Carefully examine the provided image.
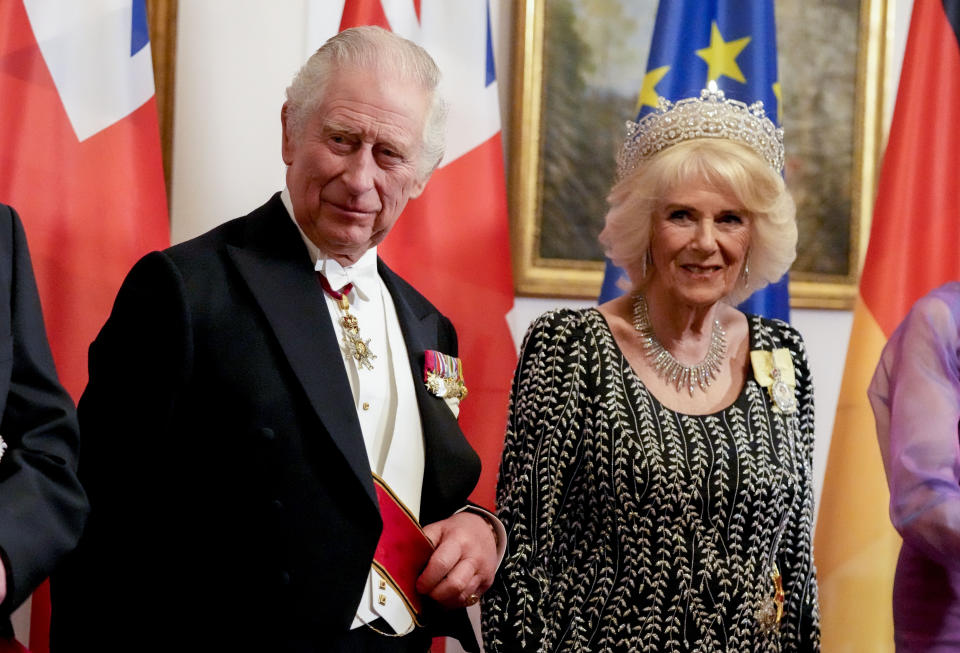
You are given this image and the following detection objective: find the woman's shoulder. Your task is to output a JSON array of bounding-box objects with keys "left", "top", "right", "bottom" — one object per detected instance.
[
  {"left": 745, "top": 313, "right": 806, "bottom": 351},
  {"left": 517, "top": 308, "right": 609, "bottom": 361},
  {"left": 884, "top": 282, "right": 960, "bottom": 356},
  {"left": 908, "top": 282, "right": 960, "bottom": 330},
  {"left": 526, "top": 306, "right": 603, "bottom": 337}
]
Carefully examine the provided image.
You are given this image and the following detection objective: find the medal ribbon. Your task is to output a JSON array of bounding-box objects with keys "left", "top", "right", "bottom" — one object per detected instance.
[
  {"left": 423, "top": 350, "right": 467, "bottom": 400},
  {"left": 318, "top": 273, "right": 353, "bottom": 301},
  {"left": 425, "top": 350, "right": 461, "bottom": 381}
]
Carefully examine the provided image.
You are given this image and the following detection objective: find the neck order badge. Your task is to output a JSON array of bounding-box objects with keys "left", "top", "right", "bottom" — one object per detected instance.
[{"left": 318, "top": 275, "right": 378, "bottom": 371}]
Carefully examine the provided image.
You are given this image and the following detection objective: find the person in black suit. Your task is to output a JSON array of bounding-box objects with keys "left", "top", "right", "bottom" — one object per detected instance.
[
  {"left": 50, "top": 25, "right": 500, "bottom": 653},
  {"left": 0, "top": 204, "right": 86, "bottom": 642}
]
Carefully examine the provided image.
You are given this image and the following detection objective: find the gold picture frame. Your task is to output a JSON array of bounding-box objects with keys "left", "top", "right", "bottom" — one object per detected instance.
[
  {"left": 509, "top": 0, "right": 892, "bottom": 308},
  {"left": 147, "top": 0, "right": 178, "bottom": 201}
]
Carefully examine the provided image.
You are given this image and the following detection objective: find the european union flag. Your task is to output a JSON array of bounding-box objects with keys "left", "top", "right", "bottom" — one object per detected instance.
[{"left": 598, "top": 0, "right": 790, "bottom": 321}]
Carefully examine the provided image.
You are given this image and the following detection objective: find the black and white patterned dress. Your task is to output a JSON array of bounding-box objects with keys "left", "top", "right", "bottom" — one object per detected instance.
[{"left": 482, "top": 308, "right": 820, "bottom": 652}]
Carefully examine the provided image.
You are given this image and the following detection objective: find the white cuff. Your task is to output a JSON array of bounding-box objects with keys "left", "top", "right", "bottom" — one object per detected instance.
[{"left": 456, "top": 505, "right": 507, "bottom": 567}]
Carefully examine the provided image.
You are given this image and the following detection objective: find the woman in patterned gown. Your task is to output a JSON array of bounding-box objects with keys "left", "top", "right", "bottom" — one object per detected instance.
[{"left": 482, "top": 87, "right": 820, "bottom": 652}]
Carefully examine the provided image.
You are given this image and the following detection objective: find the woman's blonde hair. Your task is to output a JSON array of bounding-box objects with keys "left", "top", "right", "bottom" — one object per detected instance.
[{"left": 598, "top": 138, "right": 797, "bottom": 306}]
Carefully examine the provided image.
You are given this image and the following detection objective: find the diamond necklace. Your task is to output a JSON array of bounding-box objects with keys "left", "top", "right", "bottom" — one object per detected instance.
[{"left": 632, "top": 294, "right": 727, "bottom": 396}]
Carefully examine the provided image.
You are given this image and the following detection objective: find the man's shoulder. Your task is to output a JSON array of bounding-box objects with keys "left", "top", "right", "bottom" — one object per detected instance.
[
  {"left": 118, "top": 193, "right": 295, "bottom": 293},
  {"left": 165, "top": 193, "right": 288, "bottom": 261}
]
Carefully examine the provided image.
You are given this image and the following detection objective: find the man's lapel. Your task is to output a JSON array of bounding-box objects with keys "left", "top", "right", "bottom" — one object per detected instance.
[
  {"left": 225, "top": 196, "right": 376, "bottom": 508},
  {"left": 378, "top": 260, "right": 480, "bottom": 522},
  {"left": 377, "top": 260, "right": 449, "bottom": 435}
]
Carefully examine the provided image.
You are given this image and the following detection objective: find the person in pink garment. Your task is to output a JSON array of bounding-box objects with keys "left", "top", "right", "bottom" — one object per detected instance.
[{"left": 869, "top": 281, "right": 960, "bottom": 652}]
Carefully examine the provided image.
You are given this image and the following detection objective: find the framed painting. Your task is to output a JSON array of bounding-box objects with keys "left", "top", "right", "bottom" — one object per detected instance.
[{"left": 509, "top": 0, "right": 892, "bottom": 308}]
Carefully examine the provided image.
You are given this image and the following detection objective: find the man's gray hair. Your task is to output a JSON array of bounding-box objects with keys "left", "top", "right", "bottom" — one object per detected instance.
[{"left": 285, "top": 25, "right": 447, "bottom": 179}]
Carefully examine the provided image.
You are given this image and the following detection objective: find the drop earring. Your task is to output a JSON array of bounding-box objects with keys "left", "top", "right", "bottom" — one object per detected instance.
[{"left": 641, "top": 249, "right": 652, "bottom": 278}]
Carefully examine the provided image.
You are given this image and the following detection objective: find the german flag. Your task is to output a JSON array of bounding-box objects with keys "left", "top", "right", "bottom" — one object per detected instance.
[{"left": 815, "top": 0, "right": 960, "bottom": 649}]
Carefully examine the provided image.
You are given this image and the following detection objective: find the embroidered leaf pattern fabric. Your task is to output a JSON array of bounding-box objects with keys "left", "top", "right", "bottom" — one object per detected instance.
[{"left": 482, "top": 309, "right": 820, "bottom": 652}]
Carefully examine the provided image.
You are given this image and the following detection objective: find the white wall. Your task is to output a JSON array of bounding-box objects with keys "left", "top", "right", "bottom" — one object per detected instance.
[
  {"left": 170, "top": 0, "right": 308, "bottom": 242},
  {"left": 170, "top": 0, "right": 914, "bottom": 510}
]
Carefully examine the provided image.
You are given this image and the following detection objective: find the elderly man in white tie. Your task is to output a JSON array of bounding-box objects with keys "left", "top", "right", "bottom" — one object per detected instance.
[{"left": 51, "top": 26, "right": 502, "bottom": 653}]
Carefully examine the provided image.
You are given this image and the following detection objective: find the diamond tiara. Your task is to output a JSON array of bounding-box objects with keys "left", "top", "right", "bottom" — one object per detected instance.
[{"left": 616, "top": 81, "right": 784, "bottom": 179}]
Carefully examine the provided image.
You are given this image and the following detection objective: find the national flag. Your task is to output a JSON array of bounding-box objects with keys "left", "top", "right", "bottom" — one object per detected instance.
[
  {"left": 338, "top": 0, "right": 515, "bottom": 513},
  {"left": 337, "top": 2, "right": 515, "bottom": 650},
  {"left": 0, "top": 0, "right": 170, "bottom": 649},
  {"left": 814, "top": 0, "right": 960, "bottom": 650},
  {"left": 598, "top": 0, "right": 790, "bottom": 321}
]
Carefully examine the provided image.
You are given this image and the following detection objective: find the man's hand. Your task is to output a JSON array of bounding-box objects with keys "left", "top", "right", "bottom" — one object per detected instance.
[
  {"left": 417, "top": 511, "right": 498, "bottom": 609},
  {"left": 0, "top": 558, "right": 6, "bottom": 604}
]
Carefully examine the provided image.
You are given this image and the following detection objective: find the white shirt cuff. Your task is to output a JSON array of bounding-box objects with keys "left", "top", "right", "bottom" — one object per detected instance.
[{"left": 456, "top": 505, "right": 507, "bottom": 566}]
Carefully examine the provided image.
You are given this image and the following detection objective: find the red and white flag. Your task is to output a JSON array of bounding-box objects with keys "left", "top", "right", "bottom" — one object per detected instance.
[
  {"left": 0, "top": 0, "right": 169, "bottom": 649},
  {"left": 338, "top": 0, "right": 516, "bottom": 514}
]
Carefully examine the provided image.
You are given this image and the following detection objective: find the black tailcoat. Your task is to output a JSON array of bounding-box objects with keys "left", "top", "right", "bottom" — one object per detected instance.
[
  {"left": 50, "top": 194, "right": 481, "bottom": 652},
  {"left": 0, "top": 204, "right": 86, "bottom": 637}
]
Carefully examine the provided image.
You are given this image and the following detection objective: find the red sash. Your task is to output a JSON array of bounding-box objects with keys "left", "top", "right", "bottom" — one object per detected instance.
[
  {"left": 371, "top": 473, "right": 435, "bottom": 625},
  {"left": 0, "top": 639, "right": 29, "bottom": 653}
]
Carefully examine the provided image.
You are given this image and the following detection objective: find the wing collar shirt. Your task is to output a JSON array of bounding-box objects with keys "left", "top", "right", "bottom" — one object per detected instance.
[{"left": 281, "top": 188, "right": 425, "bottom": 634}]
